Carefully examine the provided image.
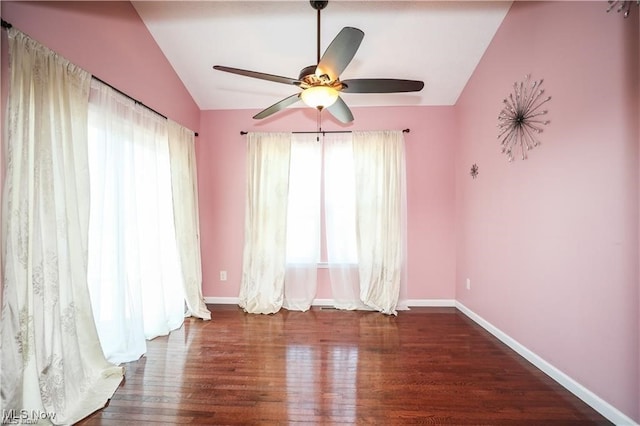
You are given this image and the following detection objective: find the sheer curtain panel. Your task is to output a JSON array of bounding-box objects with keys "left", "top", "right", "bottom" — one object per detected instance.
[
  {"left": 167, "top": 120, "right": 211, "bottom": 320},
  {"left": 323, "top": 133, "right": 367, "bottom": 310},
  {"left": 87, "top": 79, "right": 185, "bottom": 363},
  {"left": 1, "top": 28, "right": 123, "bottom": 425},
  {"left": 352, "top": 131, "right": 408, "bottom": 315},
  {"left": 239, "top": 133, "right": 291, "bottom": 314},
  {"left": 283, "top": 134, "right": 321, "bottom": 311}
]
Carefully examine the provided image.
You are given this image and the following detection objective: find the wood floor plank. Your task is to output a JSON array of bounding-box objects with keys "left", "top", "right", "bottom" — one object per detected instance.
[{"left": 76, "top": 305, "right": 611, "bottom": 425}]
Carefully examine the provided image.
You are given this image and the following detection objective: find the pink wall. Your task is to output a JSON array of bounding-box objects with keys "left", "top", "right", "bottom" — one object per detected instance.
[
  {"left": 2, "top": 0, "right": 637, "bottom": 420},
  {"left": 455, "top": 2, "right": 639, "bottom": 422},
  {"left": 0, "top": 1, "right": 199, "bottom": 131},
  {"left": 197, "top": 106, "right": 457, "bottom": 301}
]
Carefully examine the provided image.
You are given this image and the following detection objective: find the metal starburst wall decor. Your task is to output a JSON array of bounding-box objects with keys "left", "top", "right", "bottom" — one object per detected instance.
[
  {"left": 497, "top": 75, "right": 551, "bottom": 162},
  {"left": 470, "top": 164, "right": 479, "bottom": 179},
  {"left": 606, "top": 0, "right": 639, "bottom": 18}
]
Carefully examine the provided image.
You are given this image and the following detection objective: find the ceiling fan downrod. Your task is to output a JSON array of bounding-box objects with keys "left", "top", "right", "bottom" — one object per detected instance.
[{"left": 310, "top": 1, "right": 328, "bottom": 64}]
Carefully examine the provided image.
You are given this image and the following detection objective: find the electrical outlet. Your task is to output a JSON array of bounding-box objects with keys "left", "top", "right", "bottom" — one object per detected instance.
[
  {"left": 220, "top": 270, "right": 227, "bottom": 281},
  {"left": 466, "top": 278, "right": 471, "bottom": 290}
]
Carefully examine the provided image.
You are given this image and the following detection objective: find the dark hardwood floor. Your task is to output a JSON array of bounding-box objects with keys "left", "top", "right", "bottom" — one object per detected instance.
[{"left": 77, "top": 305, "right": 611, "bottom": 425}]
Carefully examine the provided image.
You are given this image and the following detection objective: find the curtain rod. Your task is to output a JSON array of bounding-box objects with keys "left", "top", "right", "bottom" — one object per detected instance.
[
  {"left": 240, "top": 128, "right": 410, "bottom": 135},
  {"left": 92, "top": 76, "right": 198, "bottom": 137},
  {"left": 93, "top": 76, "right": 168, "bottom": 121},
  {"left": 1, "top": 18, "right": 198, "bottom": 137}
]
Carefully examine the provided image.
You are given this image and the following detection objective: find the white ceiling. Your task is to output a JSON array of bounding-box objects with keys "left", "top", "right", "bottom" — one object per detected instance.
[{"left": 132, "top": 1, "right": 512, "bottom": 111}]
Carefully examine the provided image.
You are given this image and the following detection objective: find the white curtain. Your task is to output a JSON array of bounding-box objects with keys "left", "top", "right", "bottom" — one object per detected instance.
[
  {"left": 167, "top": 120, "right": 211, "bottom": 321},
  {"left": 1, "top": 28, "right": 123, "bottom": 425},
  {"left": 240, "top": 131, "right": 407, "bottom": 315},
  {"left": 352, "top": 130, "right": 407, "bottom": 315},
  {"left": 323, "top": 133, "right": 367, "bottom": 310},
  {"left": 283, "top": 134, "right": 321, "bottom": 311},
  {"left": 87, "top": 79, "right": 185, "bottom": 363},
  {"left": 239, "top": 132, "right": 291, "bottom": 314}
]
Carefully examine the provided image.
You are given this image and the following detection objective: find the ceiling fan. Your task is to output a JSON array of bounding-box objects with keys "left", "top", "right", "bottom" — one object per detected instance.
[{"left": 213, "top": 0, "right": 424, "bottom": 123}]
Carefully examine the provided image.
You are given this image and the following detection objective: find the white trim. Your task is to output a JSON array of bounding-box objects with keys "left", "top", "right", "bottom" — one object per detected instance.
[
  {"left": 310, "top": 298, "right": 336, "bottom": 307},
  {"left": 204, "top": 297, "right": 456, "bottom": 308},
  {"left": 203, "top": 297, "right": 336, "bottom": 307},
  {"left": 204, "top": 296, "right": 239, "bottom": 305},
  {"left": 310, "top": 299, "right": 456, "bottom": 307},
  {"left": 203, "top": 298, "right": 339, "bottom": 307},
  {"left": 406, "top": 299, "right": 456, "bottom": 307},
  {"left": 455, "top": 301, "right": 638, "bottom": 426}
]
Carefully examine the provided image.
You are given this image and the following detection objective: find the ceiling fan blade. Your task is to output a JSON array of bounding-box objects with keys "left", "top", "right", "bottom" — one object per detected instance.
[
  {"left": 253, "top": 93, "right": 301, "bottom": 120},
  {"left": 214, "top": 65, "right": 301, "bottom": 86},
  {"left": 341, "top": 79, "right": 425, "bottom": 93},
  {"left": 326, "top": 96, "right": 354, "bottom": 124},
  {"left": 316, "top": 27, "right": 364, "bottom": 82}
]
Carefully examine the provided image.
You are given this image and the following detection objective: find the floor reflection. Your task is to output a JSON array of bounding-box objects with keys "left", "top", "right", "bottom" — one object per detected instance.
[
  {"left": 328, "top": 345, "right": 359, "bottom": 423},
  {"left": 286, "top": 345, "right": 319, "bottom": 419},
  {"left": 286, "top": 344, "right": 359, "bottom": 423}
]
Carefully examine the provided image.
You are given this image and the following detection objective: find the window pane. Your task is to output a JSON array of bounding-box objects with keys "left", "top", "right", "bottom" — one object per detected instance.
[
  {"left": 324, "top": 135, "right": 358, "bottom": 265},
  {"left": 286, "top": 135, "right": 322, "bottom": 264}
]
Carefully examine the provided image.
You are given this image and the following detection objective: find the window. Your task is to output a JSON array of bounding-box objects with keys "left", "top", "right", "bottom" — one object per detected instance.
[
  {"left": 285, "top": 134, "right": 359, "bottom": 266},
  {"left": 285, "top": 136, "right": 321, "bottom": 265}
]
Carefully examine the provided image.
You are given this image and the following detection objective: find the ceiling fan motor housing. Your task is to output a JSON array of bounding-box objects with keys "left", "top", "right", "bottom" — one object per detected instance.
[{"left": 299, "top": 65, "right": 344, "bottom": 90}]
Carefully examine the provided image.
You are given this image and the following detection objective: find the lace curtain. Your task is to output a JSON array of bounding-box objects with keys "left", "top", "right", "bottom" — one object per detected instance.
[{"left": 1, "top": 28, "right": 123, "bottom": 425}]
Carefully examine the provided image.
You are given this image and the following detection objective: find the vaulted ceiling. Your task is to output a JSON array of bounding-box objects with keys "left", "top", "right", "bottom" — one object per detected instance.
[{"left": 132, "top": 1, "right": 512, "bottom": 111}]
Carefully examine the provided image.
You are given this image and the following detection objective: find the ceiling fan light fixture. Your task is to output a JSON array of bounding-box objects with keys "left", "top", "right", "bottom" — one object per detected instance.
[
  {"left": 213, "top": 1, "right": 423, "bottom": 123},
  {"left": 300, "top": 85, "right": 339, "bottom": 110}
]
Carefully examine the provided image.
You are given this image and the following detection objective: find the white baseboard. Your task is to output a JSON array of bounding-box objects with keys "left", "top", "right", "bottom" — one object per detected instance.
[
  {"left": 455, "top": 301, "right": 638, "bottom": 426},
  {"left": 312, "top": 299, "right": 456, "bottom": 308},
  {"left": 203, "top": 297, "right": 336, "bottom": 306},
  {"left": 203, "top": 295, "right": 636, "bottom": 424},
  {"left": 204, "top": 297, "right": 456, "bottom": 308},
  {"left": 406, "top": 298, "right": 456, "bottom": 307},
  {"left": 204, "top": 296, "right": 239, "bottom": 305},
  {"left": 310, "top": 298, "right": 338, "bottom": 306}
]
